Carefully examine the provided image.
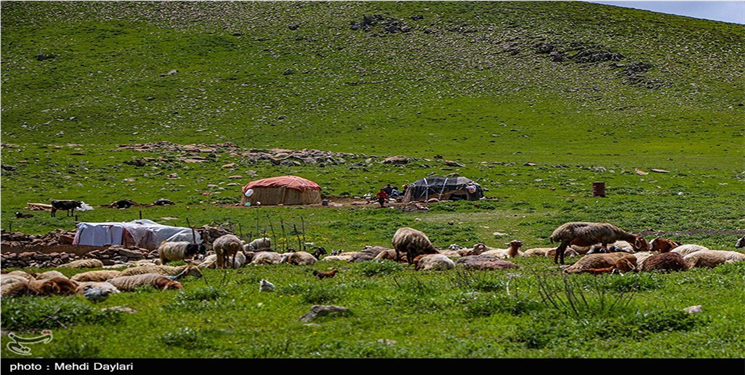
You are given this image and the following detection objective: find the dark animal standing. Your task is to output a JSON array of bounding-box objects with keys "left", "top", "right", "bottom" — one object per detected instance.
[
  {"left": 50, "top": 199, "right": 82, "bottom": 217},
  {"left": 391, "top": 227, "right": 439, "bottom": 265},
  {"left": 736, "top": 235, "right": 745, "bottom": 249},
  {"left": 550, "top": 222, "right": 648, "bottom": 265}
]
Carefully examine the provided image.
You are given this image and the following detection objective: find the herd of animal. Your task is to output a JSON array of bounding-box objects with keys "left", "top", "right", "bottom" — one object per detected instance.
[{"left": 2, "top": 222, "right": 744, "bottom": 303}]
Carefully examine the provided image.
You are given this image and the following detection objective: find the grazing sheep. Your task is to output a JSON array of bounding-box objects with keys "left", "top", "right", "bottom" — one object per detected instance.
[
  {"left": 415, "top": 253, "right": 456, "bottom": 271},
  {"left": 120, "top": 264, "right": 203, "bottom": 278},
  {"left": 640, "top": 252, "right": 689, "bottom": 273},
  {"left": 481, "top": 240, "right": 525, "bottom": 259},
  {"left": 71, "top": 270, "right": 123, "bottom": 282},
  {"left": 212, "top": 234, "right": 243, "bottom": 269},
  {"left": 59, "top": 258, "right": 105, "bottom": 269},
  {"left": 549, "top": 222, "right": 648, "bottom": 265},
  {"left": 671, "top": 244, "right": 709, "bottom": 256},
  {"left": 683, "top": 250, "right": 745, "bottom": 269},
  {"left": 280, "top": 251, "right": 318, "bottom": 265},
  {"left": 563, "top": 253, "right": 637, "bottom": 274},
  {"left": 75, "top": 281, "right": 120, "bottom": 296},
  {"left": 391, "top": 227, "right": 440, "bottom": 265},
  {"left": 251, "top": 251, "right": 282, "bottom": 265},
  {"left": 246, "top": 237, "right": 272, "bottom": 251},
  {"left": 50, "top": 199, "right": 82, "bottom": 217},
  {"left": 157, "top": 241, "right": 207, "bottom": 265},
  {"left": 648, "top": 238, "right": 682, "bottom": 253},
  {"left": 108, "top": 273, "right": 183, "bottom": 291}
]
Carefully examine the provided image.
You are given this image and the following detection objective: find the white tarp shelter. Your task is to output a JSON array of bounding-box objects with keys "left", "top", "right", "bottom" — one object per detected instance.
[{"left": 72, "top": 219, "right": 201, "bottom": 250}]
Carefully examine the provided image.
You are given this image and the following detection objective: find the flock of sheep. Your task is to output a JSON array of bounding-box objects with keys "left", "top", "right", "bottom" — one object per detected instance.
[{"left": 2, "top": 222, "right": 744, "bottom": 302}]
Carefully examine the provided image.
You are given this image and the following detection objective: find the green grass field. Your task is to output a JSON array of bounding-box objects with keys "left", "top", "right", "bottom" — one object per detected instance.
[{"left": 1, "top": 1, "right": 744, "bottom": 360}]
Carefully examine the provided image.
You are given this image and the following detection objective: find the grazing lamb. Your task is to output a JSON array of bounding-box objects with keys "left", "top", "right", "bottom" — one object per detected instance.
[
  {"left": 415, "top": 253, "right": 456, "bottom": 271},
  {"left": 157, "top": 241, "right": 206, "bottom": 265},
  {"left": 280, "top": 251, "right": 318, "bottom": 265},
  {"left": 640, "top": 252, "right": 689, "bottom": 273},
  {"left": 391, "top": 227, "right": 440, "bottom": 265},
  {"left": 50, "top": 199, "right": 82, "bottom": 217},
  {"left": 648, "top": 238, "right": 682, "bottom": 253},
  {"left": 250, "top": 251, "right": 282, "bottom": 265},
  {"left": 549, "top": 222, "right": 648, "bottom": 265},
  {"left": 563, "top": 253, "right": 637, "bottom": 274},
  {"left": 212, "top": 234, "right": 243, "bottom": 269},
  {"left": 683, "top": 250, "right": 745, "bottom": 269},
  {"left": 108, "top": 273, "right": 183, "bottom": 291},
  {"left": 481, "top": 240, "right": 525, "bottom": 259},
  {"left": 670, "top": 244, "right": 709, "bottom": 256},
  {"left": 71, "top": 270, "right": 123, "bottom": 282},
  {"left": 59, "top": 258, "right": 105, "bottom": 269},
  {"left": 120, "top": 264, "right": 203, "bottom": 278}
]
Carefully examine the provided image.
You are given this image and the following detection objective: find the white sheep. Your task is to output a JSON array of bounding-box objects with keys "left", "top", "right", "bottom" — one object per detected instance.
[
  {"left": 59, "top": 258, "right": 105, "bottom": 269},
  {"left": 198, "top": 252, "right": 249, "bottom": 269},
  {"left": 71, "top": 270, "right": 123, "bottom": 282},
  {"left": 212, "top": 234, "right": 243, "bottom": 269},
  {"left": 320, "top": 252, "right": 359, "bottom": 262},
  {"left": 35, "top": 270, "right": 68, "bottom": 280},
  {"left": 108, "top": 273, "right": 183, "bottom": 291},
  {"left": 481, "top": 240, "right": 525, "bottom": 259},
  {"left": 671, "top": 244, "right": 709, "bottom": 256},
  {"left": 157, "top": 241, "right": 207, "bottom": 265},
  {"left": 246, "top": 237, "right": 272, "bottom": 251},
  {"left": 119, "top": 264, "right": 203, "bottom": 278},
  {"left": 280, "top": 251, "right": 318, "bottom": 265},
  {"left": 683, "top": 250, "right": 745, "bottom": 269},
  {"left": 75, "top": 281, "right": 121, "bottom": 296},
  {"left": 251, "top": 251, "right": 282, "bottom": 265},
  {"left": 415, "top": 253, "right": 456, "bottom": 271},
  {"left": 391, "top": 227, "right": 440, "bottom": 265}
]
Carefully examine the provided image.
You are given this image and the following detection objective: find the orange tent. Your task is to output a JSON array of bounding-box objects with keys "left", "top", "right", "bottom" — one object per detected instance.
[{"left": 240, "top": 175, "right": 322, "bottom": 206}]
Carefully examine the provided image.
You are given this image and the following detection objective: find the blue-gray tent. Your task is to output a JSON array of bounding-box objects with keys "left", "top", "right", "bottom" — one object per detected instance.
[{"left": 401, "top": 176, "right": 484, "bottom": 203}]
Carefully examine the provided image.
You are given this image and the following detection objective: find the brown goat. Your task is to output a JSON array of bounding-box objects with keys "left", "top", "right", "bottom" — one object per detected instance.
[
  {"left": 313, "top": 269, "right": 338, "bottom": 279},
  {"left": 649, "top": 238, "right": 682, "bottom": 253}
]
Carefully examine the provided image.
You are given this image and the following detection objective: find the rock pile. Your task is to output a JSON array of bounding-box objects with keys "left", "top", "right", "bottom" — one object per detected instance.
[{"left": 1, "top": 246, "right": 156, "bottom": 269}]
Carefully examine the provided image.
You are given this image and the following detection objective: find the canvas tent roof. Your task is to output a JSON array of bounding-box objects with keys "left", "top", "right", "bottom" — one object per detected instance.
[
  {"left": 240, "top": 175, "right": 322, "bottom": 206},
  {"left": 402, "top": 176, "right": 484, "bottom": 203},
  {"left": 72, "top": 219, "right": 201, "bottom": 250}
]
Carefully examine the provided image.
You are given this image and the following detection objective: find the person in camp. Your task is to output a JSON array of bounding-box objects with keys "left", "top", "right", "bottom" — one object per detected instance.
[
  {"left": 382, "top": 183, "right": 394, "bottom": 196},
  {"left": 376, "top": 188, "right": 389, "bottom": 208}
]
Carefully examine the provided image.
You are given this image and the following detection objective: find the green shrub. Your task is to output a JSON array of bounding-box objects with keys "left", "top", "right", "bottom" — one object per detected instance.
[
  {"left": 1, "top": 297, "right": 121, "bottom": 331},
  {"left": 48, "top": 334, "right": 102, "bottom": 358}
]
